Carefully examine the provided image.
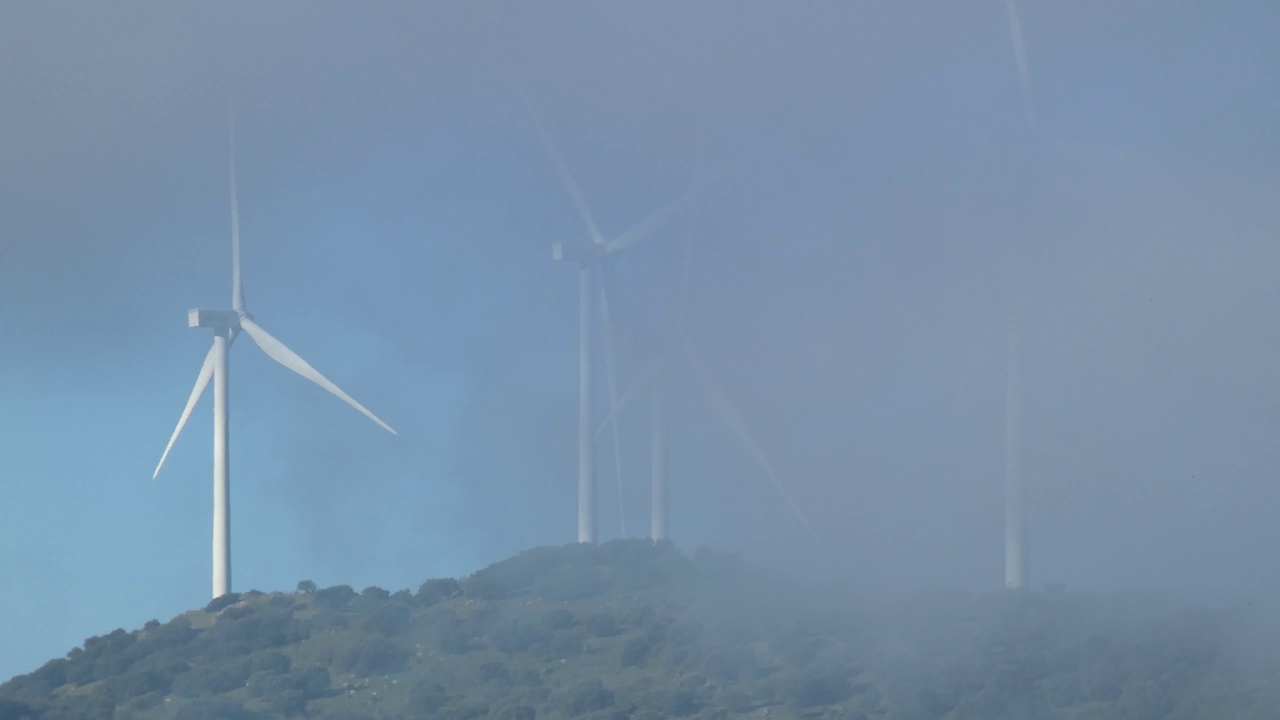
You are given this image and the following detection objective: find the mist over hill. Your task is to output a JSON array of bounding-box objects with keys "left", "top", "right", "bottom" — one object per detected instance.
[{"left": 2, "top": 540, "right": 1279, "bottom": 720}]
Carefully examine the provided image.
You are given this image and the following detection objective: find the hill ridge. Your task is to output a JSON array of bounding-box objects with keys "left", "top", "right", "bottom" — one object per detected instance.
[{"left": 2, "top": 539, "right": 1277, "bottom": 719}]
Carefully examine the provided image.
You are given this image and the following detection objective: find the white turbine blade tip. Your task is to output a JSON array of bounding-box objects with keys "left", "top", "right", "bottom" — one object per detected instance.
[
  {"left": 239, "top": 318, "right": 397, "bottom": 436},
  {"left": 682, "top": 337, "right": 822, "bottom": 546},
  {"left": 522, "top": 94, "right": 605, "bottom": 246},
  {"left": 153, "top": 344, "right": 216, "bottom": 480}
]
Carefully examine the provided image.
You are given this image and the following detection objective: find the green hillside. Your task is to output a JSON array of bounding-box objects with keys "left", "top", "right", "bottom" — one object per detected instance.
[{"left": 1, "top": 540, "right": 1277, "bottom": 719}]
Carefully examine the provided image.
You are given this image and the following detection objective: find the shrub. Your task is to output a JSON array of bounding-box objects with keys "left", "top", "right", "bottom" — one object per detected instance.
[
  {"left": 216, "top": 608, "right": 304, "bottom": 650},
  {"left": 247, "top": 666, "right": 331, "bottom": 701},
  {"left": 115, "top": 691, "right": 164, "bottom": 714},
  {"left": 554, "top": 678, "right": 615, "bottom": 716},
  {"left": 57, "top": 687, "right": 116, "bottom": 720},
  {"left": 204, "top": 594, "right": 242, "bottom": 614},
  {"left": 298, "top": 665, "right": 332, "bottom": 695},
  {"left": 643, "top": 688, "right": 700, "bottom": 716},
  {"left": 332, "top": 638, "right": 408, "bottom": 677},
  {"left": 487, "top": 701, "right": 536, "bottom": 720},
  {"left": 532, "top": 565, "right": 605, "bottom": 602},
  {"left": 491, "top": 619, "right": 551, "bottom": 654},
  {"left": 791, "top": 672, "right": 854, "bottom": 708},
  {"left": 545, "top": 628, "right": 586, "bottom": 659},
  {"left": 174, "top": 698, "right": 259, "bottom": 720},
  {"left": 428, "top": 628, "right": 469, "bottom": 655},
  {"left": 362, "top": 604, "right": 412, "bottom": 636},
  {"left": 701, "top": 648, "right": 750, "bottom": 683},
  {"left": 104, "top": 669, "right": 172, "bottom": 701},
  {"left": 585, "top": 613, "right": 620, "bottom": 637},
  {"left": 173, "top": 656, "right": 252, "bottom": 696},
  {"left": 464, "top": 545, "right": 593, "bottom": 600},
  {"left": 16, "top": 659, "right": 67, "bottom": 695},
  {"left": 313, "top": 585, "right": 357, "bottom": 611},
  {"left": 478, "top": 661, "right": 512, "bottom": 684},
  {"left": 417, "top": 578, "right": 463, "bottom": 606},
  {"left": 250, "top": 651, "right": 291, "bottom": 675},
  {"left": 542, "top": 608, "right": 575, "bottom": 630},
  {"left": 407, "top": 680, "right": 449, "bottom": 715},
  {"left": 267, "top": 689, "right": 309, "bottom": 717},
  {"left": 620, "top": 637, "right": 651, "bottom": 668},
  {"left": 0, "top": 698, "right": 38, "bottom": 720},
  {"left": 142, "top": 618, "right": 199, "bottom": 653}
]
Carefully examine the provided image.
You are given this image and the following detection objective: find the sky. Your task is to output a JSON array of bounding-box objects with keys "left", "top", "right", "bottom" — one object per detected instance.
[{"left": 1, "top": 0, "right": 1278, "bottom": 681}]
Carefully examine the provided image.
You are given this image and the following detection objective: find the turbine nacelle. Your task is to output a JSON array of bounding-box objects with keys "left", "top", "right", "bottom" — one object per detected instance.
[
  {"left": 188, "top": 308, "right": 248, "bottom": 330},
  {"left": 552, "top": 240, "right": 609, "bottom": 265}
]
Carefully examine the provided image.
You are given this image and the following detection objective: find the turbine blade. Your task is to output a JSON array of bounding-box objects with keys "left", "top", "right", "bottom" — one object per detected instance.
[
  {"left": 153, "top": 343, "right": 216, "bottom": 479},
  {"left": 1003, "top": 0, "right": 1036, "bottom": 130},
  {"left": 229, "top": 105, "right": 246, "bottom": 313},
  {"left": 594, "top": 361, "right": 654, "bottom": 440},
  {"left": 607, "top": 150, "right": 750, "bottom": 258},
  {"left": 675, "top": 173, "right": 699, "bottom": 337},
  {"left": 522, "top": 91, "right": 605, "bottom": 246},
  {"left": 598, "top": 274, "right": 628, "bottom": 537},
  {"left": 238, "top": 317, "right": 397, "bottom": 435},
  {"left": 604, "top": 190, "right": 691, "bottom": 255},
  {"left": 681, "top": 334, "right": 823, "bottom": 546}
]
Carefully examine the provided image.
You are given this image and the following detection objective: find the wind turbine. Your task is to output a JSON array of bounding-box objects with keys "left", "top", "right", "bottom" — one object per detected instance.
[
  {"left": 999, "top": 0, "right": 1036, "bottom": 590},
  {"left": 153, "top": 112, "right": 396, "bottom": 599},
  {"left": 525, "top": 97, "right": 691, "bottom": 545},
  {"left": 592, "top": 173, "right": 822, "bottom": 547}
]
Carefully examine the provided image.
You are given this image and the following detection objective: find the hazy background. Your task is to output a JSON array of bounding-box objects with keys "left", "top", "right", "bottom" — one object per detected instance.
[{"left": 1, "top": 0, "right": 1277, "bottom": 680}]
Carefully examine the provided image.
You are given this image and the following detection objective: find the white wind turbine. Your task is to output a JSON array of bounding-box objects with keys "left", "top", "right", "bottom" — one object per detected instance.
[
  {"left": 999, "top": 0, "right": 1036, "bottom": 590},
  {"left": 524, "top": 97, "right": 692, "bottom": 545},
  {"left": 593, "top": 173, "right": 822, "bottom": 546},
  {"left": 153, "top": 113, "right": 396, "bottom": 599}
]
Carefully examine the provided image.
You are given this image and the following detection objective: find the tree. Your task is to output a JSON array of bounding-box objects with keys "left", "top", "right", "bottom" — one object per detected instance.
[
  {"left": 555, "top": 679, "right": 615, "bottom": 716},
  {"left": 417, "top": 578, "right": 463, "bottom": 606},
  {"left": 0, "top": 699, "right": 38, "bottom": 720}
]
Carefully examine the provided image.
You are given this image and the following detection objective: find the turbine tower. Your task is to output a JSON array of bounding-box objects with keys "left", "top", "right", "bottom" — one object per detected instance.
[
  {"left": 525, "top": 96, "right": 690, "bottom": 544},
  {"left": 648, "top": 169, "right": 698, "bottom": 543},
  {"left": 1004, "top": 322, "right": 1026, "bottom": 589},
  {"left": 649, "top": 355, "right": 668, "bottom": 541},
  {"left": 153, "top": 111, "right": 396, "bottom": 599}
]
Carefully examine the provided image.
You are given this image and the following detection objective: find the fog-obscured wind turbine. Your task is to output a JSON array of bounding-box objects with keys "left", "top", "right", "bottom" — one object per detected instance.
[
  {"left": 999, "top": 0, "right": 1037, "bottom": 590},
  {"left": 525, "top": 96, "right": 692, "bottom": 544},
  {"left": 152, "top": 111, "right": 396, "bottom": 599},
  {"left": 594, "top": 171, "right": 822, "bottom": 546}
]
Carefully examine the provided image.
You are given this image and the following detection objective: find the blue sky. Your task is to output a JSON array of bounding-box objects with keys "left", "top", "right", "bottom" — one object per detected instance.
[{"left": 1, "top": 1, "right": 1278, "bottom": 680}]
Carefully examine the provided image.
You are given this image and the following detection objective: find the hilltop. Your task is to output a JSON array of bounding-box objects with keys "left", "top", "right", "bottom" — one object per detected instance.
[{"left": 2, "top": 539, "right": 1278, "bottom": 719}]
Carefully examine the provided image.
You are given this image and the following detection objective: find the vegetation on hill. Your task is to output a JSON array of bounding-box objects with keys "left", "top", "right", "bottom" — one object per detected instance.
[{"left": 2, "top": 539, "right": 1278, "bottom": 719}]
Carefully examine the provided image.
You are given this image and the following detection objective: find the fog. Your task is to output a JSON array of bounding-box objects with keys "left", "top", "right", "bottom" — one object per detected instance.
[{"left": 1, "top": 1, "right": 1277, "bottom": 681}]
